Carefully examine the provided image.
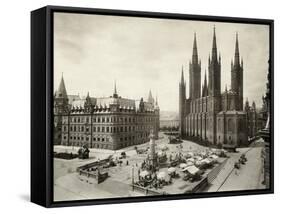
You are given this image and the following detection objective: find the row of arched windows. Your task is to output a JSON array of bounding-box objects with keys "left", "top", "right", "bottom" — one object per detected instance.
[{"left": 190, "top": 99, "right": 208, "bottom": 113}]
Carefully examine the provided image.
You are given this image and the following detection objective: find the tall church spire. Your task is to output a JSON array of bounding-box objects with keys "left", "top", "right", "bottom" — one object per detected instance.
[
  {"left": 179, "top": 65, "right": 186, "bottom": 137},
  {"left": 231, "top": 32, "right": 243, "bottom": 110},
  {"left": 234, "top": 32, "right": 240, "bottom": 66},
  {"left": 181, "top": 65, "right": 185, "bottom": 84},
  {"left": 208, "top": 26, "right": 221, "bottom": 98},
  {"left": 212, "top": 26, "right": 218, "bottom": 61},
  {"left": 189, "top": 33, "right": 201, "bottom": 99},
  {"left": 192, "top": 32, "right": 198, "bottom": 64}
]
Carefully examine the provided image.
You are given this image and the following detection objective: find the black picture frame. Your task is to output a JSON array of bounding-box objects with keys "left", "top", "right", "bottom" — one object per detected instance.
[{"left": 31, "top": 5, "right": 274, "bottom": 208}]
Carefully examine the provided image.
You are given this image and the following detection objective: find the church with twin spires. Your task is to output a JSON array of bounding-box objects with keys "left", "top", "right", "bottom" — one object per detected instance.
[{"left": 179, "top": 27, "right": 255, "bottom": 148}]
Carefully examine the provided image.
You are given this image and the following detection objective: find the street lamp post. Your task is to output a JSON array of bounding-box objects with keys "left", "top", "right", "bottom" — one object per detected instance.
[{"left": 132, "top": 165, "right": 134, "bottom": 191}]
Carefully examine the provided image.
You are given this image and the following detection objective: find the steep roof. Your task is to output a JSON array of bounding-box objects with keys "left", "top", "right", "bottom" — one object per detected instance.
[
  {"left": 148, "top": 90, "right": 154, "bottom": 104},
  {"left": 55, "top": 76, "right": 68, "bottom": 99}
]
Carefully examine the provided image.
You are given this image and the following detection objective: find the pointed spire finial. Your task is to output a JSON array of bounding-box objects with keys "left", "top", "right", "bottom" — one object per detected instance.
[
  {"left": 155, "top": 95, "right": 158, "bottom": 106},
  {"left": 56, "top": 73, "right": 68, "bottom": 99},
  {"left": 148, "top": 89, "right": 154, "bottom": 104},
  {"left": 235, "top": 32, "right": 239, "bottom": 54},
  {"left": 234, "top": 32, "right": 240, "bottom": 66},
  {"left": 113, "top": 80, "right": 118, "bottom": 98},
  {"left": 181, "top": 65, "right": 184, "bottom": 83},
  {"left": 212, "top": 25, "right": 217, "bottom": 61},
  {"left": 252, "top": 100, "right": 256, "bottom": 109},
  {"left": 192, "top": 32, "right": 198, "bottom": 64}
]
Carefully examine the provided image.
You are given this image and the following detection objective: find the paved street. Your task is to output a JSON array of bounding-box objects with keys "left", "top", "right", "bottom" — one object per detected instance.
[{"left": 207, "top": 147, "right": 265, "bottom": 192}]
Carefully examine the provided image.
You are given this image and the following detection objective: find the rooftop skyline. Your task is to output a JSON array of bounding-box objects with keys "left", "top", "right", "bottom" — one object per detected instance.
[{"left": 54, "top": 12, "right": 269, "bottom": 111}]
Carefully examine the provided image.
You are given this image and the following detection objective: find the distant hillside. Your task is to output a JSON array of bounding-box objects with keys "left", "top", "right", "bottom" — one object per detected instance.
[{"left": 160, "top": 111, "right": 179, "bottom": 120}]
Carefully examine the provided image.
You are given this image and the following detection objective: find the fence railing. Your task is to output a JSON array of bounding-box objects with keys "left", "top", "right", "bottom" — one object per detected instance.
[
  {"left": 207, "top": 158, "right": 228, "bottom": 183},
  {"left": 76, "top": 158, "right": 109, "bottom": 172},
  {"left": 131, "top": 184, "right": 164, "bottom": 196},
  {"left": 192, "top": 158, "right": 228, "bottom": 193}
]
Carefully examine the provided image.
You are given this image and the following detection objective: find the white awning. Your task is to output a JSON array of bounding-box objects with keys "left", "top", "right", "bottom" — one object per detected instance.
[
  {"left": 201, "top": 158, "right": 211, "bottom": 164},
  {"left": 182, "top": 165, "right": 200, "bottom": 175},
  {"left": 140, "top": 170, "right": 150, "bottom": 177},
  {"left": 168, "top": 167, "right": 176, "bottom": 174},
  {"left": 157, "top": 171, "right": 166, "bottom": 179}
]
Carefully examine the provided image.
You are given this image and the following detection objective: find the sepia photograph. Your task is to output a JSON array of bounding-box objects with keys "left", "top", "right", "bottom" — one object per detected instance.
[{"left": 52, "top": 11, "right": 272, "bottom": 202}]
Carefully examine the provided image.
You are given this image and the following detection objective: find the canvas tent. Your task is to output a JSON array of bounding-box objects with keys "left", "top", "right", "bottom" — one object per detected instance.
[{"left": 182, "top": 165, "right": 200, "bottom": 175}]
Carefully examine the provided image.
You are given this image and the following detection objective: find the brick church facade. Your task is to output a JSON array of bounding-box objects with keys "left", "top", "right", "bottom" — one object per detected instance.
[{"left": 179, "top": 28, "right": 255, "bottom": 148}]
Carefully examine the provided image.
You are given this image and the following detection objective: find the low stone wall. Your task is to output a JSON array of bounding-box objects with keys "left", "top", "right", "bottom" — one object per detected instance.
[
  {"left": 76, "top": 158, "right": 110, "bottom": 184},
  {"left": 78, "top": 169, "right": 108, "bottom": 184}
]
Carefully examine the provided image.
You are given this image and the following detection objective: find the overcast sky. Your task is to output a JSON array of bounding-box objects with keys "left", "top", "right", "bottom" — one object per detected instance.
[{"left": 54, "top": 12, "right": 269, "bottom": 112}]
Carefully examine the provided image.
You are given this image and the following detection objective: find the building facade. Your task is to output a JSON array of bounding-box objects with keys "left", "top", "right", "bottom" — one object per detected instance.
[
  {"left": 54, "top": 79, "right": 160, "bottom": 150},
  {"left": 179, "top": 28, "right": 251, "bottom": 148},
  {"left": 245, "top": 99, "right": 259, "bottom": 138}
]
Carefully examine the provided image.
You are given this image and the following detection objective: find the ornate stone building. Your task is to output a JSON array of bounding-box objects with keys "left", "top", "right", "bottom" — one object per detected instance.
[
  {"left": 54, "top": 78, "right": 160, "bottom": 150},
  {"left": 179, "top": 28, "right": 250, "bottom": 148}
]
